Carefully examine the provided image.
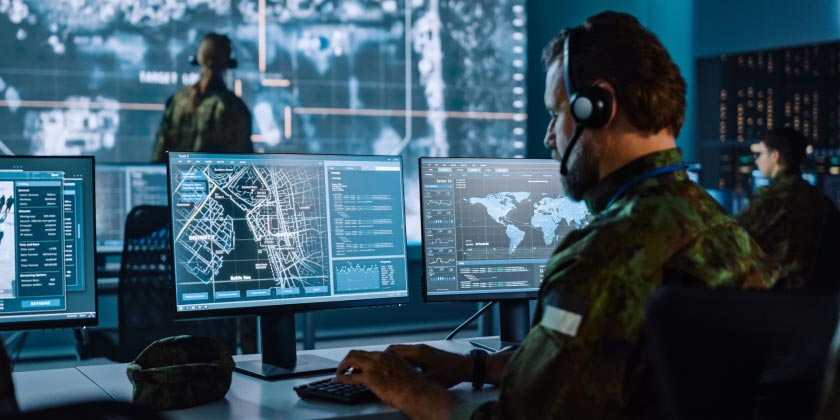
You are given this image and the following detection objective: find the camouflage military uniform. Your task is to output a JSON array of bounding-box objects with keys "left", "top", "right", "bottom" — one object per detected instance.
[
  {"left": 737, "top": 171, "right": 838, "bottom": 289},
  {"left": 451, "top": 148, "right": 778, "bottom": 420},
  {"left": 152, "top": 78, "right": 253, "bottom": 163}
]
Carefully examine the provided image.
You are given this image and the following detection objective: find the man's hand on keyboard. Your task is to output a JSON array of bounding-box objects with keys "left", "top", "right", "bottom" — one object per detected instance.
[
  {"left": 384, "top": 344, "right": 470, "bottom": 389},
  {"left": 334, "top": 350, "right": 462, "bottom": 420}
]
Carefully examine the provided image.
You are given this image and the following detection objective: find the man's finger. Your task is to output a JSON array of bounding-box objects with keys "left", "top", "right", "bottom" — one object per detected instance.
[
  {"left": 333, "top": 371, "right": 366, "bottom": 385},
  {"left": 336, "top": 350, "right": 378, "bottom": 375}
]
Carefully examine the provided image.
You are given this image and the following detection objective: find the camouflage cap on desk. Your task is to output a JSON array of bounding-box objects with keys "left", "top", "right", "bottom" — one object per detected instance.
[{"left": 126, "top": 335, "right": 234, "bottom": 410}]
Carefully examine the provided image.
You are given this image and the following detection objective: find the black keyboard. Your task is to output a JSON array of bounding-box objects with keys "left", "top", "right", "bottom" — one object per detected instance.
[{"left": 294, "top": 378, "right": 379, "bottom": 404}]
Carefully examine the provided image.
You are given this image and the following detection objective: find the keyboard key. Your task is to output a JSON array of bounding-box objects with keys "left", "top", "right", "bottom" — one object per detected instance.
[{"left": 294, "top": 378, "right": 379, "bottom": 404}]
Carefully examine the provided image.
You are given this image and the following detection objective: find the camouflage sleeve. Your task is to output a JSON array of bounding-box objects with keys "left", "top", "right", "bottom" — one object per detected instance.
[
  {"left": 452, "top": 254, "right": 641, "bottom": 419},
  {"left": 152, "top": 96, "right": 176, "bottom": 163}
]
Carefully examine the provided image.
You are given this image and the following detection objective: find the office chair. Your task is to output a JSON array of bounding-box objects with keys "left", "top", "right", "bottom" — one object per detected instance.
[
  {"left": 646, "top": 286, "right": 838, "bottom": 420},
  {"left": 79, "top": 206, "right": 248, "bottom": 362},
  {"left": 0, "top": 340, "right": 17, "bottom": 417},
  {"left": 806, "top": 208, "right": 840, "bottom": 294}
]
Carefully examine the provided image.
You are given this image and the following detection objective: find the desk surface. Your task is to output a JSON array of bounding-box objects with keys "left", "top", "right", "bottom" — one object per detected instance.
[
  {"left": 19, "top": 339, "right": 497, "bottom": 419},
  {"left": 12, "top": 367, "right": 112, "bottom": 411}
]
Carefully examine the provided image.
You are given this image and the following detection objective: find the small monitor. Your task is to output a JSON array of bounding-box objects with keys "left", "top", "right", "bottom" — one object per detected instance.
[
  {"left": 420, "top": 157, "right": 591, "bottom": 348},
  {"left": 95, "top": 164, "right": 167, "bottom": 253},
  {"left": 0, "top": 156, "right": 97, "bottom": 330},
  {"left": 752, "top": 169, "right": 771, "bottom": 190},
  {"left": 802, "top": 172, "right": 818, "bottom": 186},
  {"left": 705, "top": 189, "right": 731, "bottom": 212},
  {"left": 686, "top": 162, "right": 702, "bottom": 183},
  {"left": 167, "top": 152, "right": 409, "bottom": 379},
  {"left": 752, "top": 169, "right": 817, "bottom": 192}
]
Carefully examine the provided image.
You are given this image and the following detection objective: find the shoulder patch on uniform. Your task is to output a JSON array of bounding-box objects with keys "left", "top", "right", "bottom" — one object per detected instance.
[{"left": 540, "top": 289, "right": 587, "bottom": 337}]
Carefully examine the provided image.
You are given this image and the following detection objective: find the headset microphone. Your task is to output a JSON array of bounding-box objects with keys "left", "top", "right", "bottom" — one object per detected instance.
[
  {"left": 559, "top": 27, "right": 613, "bottom": 177},
  {"left": 188, "top": 34, "right": 238, "bottom": 69}
]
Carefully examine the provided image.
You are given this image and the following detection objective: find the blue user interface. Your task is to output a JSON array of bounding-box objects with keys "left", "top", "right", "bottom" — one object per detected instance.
[
  {"left": 420, "top": 158, "right": 591, "bottom": 299},
  {"left": 168, "top": 153, "right": 409, "bottom": 313},
  {"left": 0, "top": 157, "right": 97, "bottom": 328},
  {"left": 94, "top": 164, "right": 167, "bottom": 252}
]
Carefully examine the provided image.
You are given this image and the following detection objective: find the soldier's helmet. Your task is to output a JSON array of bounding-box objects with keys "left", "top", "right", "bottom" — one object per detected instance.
[{"left": 126, "top": 335, "right": 234, "bottom": 410}]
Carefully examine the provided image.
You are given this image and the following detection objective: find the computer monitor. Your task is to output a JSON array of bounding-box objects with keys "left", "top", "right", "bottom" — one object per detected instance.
[
  {"left": 419, "top": 157, "right": 591, "bottom": 348},
  {"left": 751, "top": 169, "right": 817, "bottom": 192},
  {"left": 751, "top": 170, "right": 771, "bottom": 190},
  {"left": 95, "top": 164, "right": 168, "bottom": 253},
  {"left": 167, "top": 152, "right": 409, "bottom": 379},
  {"left": 706, "top": 189, "right": 734, "bottom": 214},
  {"left": 0, "top": 156, "right": 97, "bottom": 330},
  {"left": 686, "top": 162, "right": 702, "bottom": 184}
]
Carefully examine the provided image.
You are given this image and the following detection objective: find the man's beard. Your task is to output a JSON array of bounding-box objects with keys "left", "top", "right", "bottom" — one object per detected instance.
[{"left": 561, "top": 135, "right": 600, "bottom": 201}]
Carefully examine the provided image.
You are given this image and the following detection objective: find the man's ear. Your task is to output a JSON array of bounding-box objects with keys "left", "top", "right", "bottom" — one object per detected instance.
[
  {"left": 770, "top": 149, "right": 782, "bottom": 167},
  {"left": 593, "top": 80, "right": 617, "bottom": 128}
]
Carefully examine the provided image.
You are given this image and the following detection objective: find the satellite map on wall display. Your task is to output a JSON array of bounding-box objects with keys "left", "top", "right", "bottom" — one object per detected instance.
[{"left": 0, "top": 0, "right": 528, "bottom": 241}]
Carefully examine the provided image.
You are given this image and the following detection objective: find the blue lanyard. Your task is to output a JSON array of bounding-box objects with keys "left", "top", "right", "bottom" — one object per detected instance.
[{"left": 605, "top": 164, "right": 689, "bottom": 210}]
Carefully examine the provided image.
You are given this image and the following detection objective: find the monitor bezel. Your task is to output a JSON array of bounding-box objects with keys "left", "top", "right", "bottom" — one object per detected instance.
[
  {"left": 166, "top": 152, "right": 411, "bottom": 320},
  {"left": 0, "top": 155, "right": 98, "bottom": 331},
  {"left": 419, "top": 156, "right": 559, "bottom": 304},
  {"left": 94, "top": 162, "right": 168, "bottom": 253}
]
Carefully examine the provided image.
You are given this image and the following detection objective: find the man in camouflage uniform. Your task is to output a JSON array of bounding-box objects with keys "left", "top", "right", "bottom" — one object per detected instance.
[
  {"left": 152, "top": 33, "right": 253, "bottom": 163},
  {"left": 333, "top": 11, "right": 778, "bottom": 419},
  {"left": 737, "top": 127, "right": 839, "bottom": 290}
]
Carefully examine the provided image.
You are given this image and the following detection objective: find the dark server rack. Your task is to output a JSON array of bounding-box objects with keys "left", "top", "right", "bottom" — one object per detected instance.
[{"left": 697, "top": 42, "right": 840, "bottom": 192}]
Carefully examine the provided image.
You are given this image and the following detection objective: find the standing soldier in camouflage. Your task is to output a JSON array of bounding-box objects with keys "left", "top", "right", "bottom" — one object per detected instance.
[
  {"left": 737, "top": 127, "right": 839, "bottom": 290},
  {"left": 152, "top": 33, "right": 253, "bottom": 163},
  {"left": 331, "top": 11, "right": 778, "bottom": 419}
]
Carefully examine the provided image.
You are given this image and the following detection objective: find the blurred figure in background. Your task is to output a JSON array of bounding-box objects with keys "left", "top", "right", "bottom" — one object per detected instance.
[
  {"left": 738, "top": 127, "right": 839, "bottom": 290},
  {"left": 152, "top": 33, "right": 253, "bottom": 162}
]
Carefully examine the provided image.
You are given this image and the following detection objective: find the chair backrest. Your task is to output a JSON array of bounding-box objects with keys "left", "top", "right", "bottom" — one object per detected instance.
[
  {"left": 117, "top": 206, "right": 238, "bottom": 361},
  {"left": 0, "top": 340, "right": 17, "bottom": 417},
  {"left": 646, "top": 286, "right": 839, "bottom": 420},
  {"left": 807, "top": 207, "right": 840, "bottom": 294}
]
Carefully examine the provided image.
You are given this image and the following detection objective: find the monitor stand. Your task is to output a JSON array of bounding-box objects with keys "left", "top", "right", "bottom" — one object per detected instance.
[
  {"left": 469, "top": 300, "right": 530, "bottom": 352},
  {"left": 235, "top": 313, "right": 338, "bottom": 380}
]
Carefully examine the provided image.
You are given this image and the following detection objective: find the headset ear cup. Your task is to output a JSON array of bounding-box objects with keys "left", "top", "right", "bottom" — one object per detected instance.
[
  {"left": 575, "top": 86, "right": 613, "bottom": 129},
  {"left": 228, "top": 58, "right": 238, "bottom": 69}
]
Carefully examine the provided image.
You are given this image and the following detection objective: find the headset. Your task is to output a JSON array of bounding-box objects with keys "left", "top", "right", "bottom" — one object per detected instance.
[
  {"left": 559, "top": 27, "right": 613, "bottom": 176},
  {"left": 188, "top": 33, "right": 238, "bottom": 69}
]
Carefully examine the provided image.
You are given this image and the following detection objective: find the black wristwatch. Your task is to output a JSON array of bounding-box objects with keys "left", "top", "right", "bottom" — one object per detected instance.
[{"left": 470, "top": 349, "right": 488, "bottom": 390}]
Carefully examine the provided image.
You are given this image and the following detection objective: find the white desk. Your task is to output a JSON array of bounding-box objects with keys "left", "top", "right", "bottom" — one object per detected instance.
[
  {"left": 13, "top": 367, "right": 112, "bottom": 411},
  {"left": 44, "top": 339, "right": 496, "bottom": 419}
]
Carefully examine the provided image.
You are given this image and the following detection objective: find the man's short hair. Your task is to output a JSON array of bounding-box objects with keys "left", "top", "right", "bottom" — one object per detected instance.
[
  {"left": 763, "top": 127, "right": 808, "bottom": 171},
  {"left": 542, "top": 11, "right": 687, "bottom": 137}
]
